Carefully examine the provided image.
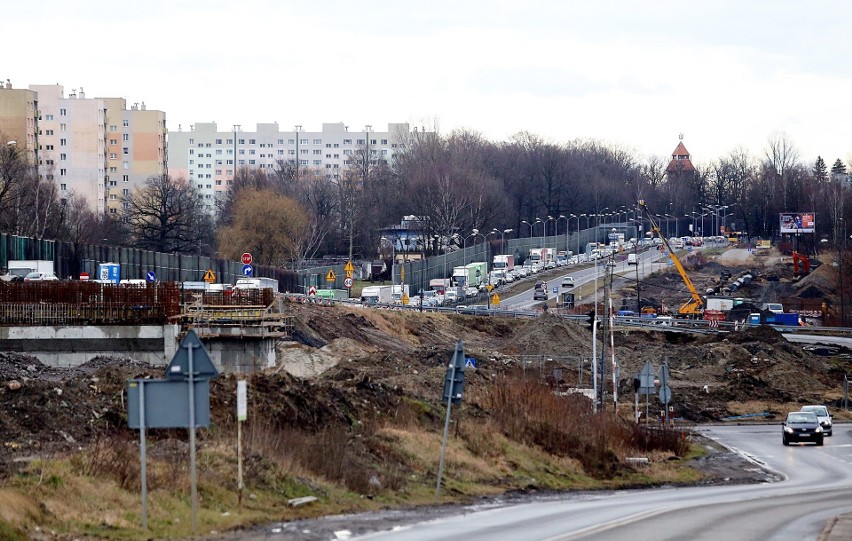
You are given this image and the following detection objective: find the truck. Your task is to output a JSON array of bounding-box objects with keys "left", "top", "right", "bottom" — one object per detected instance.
[
  {"left": 234, "top": 277, "right": 279, "bottom": 292},
  {"left": 1, "top": 260, "right": 55, "bottom": 282},
  {"left": 391, "top": 284, "right": 410, "bottom": 304},
  {"left": 453, "top": 262, "right": 487, "bottom": 288},
  {"left": 528, "top": 248, "right": 554, "bottom": 265},
  {"left": 493, "top": 254, "right": 515, "bottom": 272},
  {"left": 360, "top": 285, "right": 393, "bottom": 305},
  {"left": 429, "top": 278, "right": 452, "bottom": 294},
  {"left": 555, "top": 251, "right": 571, "bottom": 266}
]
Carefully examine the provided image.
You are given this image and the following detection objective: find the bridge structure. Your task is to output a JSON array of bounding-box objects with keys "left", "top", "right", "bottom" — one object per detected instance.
[{"left": 0, "top": 281, "right": 293, "bottom": 372}]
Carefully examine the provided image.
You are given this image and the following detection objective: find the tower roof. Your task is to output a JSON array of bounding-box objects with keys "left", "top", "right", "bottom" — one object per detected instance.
[{"left": 666, "top": 141, "right": 695, "bottom": 174}]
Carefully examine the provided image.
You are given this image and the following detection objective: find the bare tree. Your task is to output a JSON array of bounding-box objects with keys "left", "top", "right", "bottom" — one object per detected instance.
[{"left": 122, "top": 175, "right": 214, "bottom": 254}]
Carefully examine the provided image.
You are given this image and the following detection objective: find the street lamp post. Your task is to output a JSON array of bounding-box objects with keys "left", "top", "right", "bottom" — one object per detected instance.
[
  {"left": 521, "top": 220, "right": 532, "bottom": 238},
  {"left": 463, "top": 229, "right": 479, "bottom": 263},
  {"left": 546, "top": 215, "right": 555, "bottom": 248},
  {"left": 557, "top": 215, "right": 568, "bottom": 254},
  {"left": 501, "top": 228, "right": 512, "bottom": 254},
  {"left": 380, "top": 236, "right": 396, "bottom": 287},
  {"left": 534, "top": 218, "right": 543, "bottom": 242},
  {"left": 570, "top": 214, "right": 580, "bottom": 257}
]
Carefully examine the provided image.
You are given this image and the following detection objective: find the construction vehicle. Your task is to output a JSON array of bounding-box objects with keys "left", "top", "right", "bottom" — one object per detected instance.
[
  {"left": 638, "top": 200, "right": 704, "bottom": 316},
  {"left": 791, "top": 251, "right": 811, "bottom": 281}
]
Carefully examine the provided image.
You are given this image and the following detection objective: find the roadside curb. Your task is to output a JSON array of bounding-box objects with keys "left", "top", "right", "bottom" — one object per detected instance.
[{"left": 820, "top": 513, "right": 852, "bottom": 541}]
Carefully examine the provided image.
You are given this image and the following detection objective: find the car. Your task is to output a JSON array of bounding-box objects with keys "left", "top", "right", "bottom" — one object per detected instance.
[
  {"left": 782, "top": 411, "right": 823, "bottom": 445},
  {"left": 533, "top": 289, "right": 548, "bottom": 301},
  {"left": 23, "top": 271, "right": 59, "bottom": 282},
  {"left": 561, "top": 276, "right": 575, "bottom": 288},
  {"left": 464, "top": 287, "right": 480, "bottom": 298},
  {"left": 534, "top": 280, "right": 546, "bottom": 291},
  {"left": 606, "top": 260, "right": 616, "bottom": 267},
  {"left": 545, "top": 261, "right": 556, "bottom": 269},
  {"left": 800, "top": 405, "right": 832, "bottom": 436},
  {"left": 627, "top": 253, "right": 638, "bottom": 265}
]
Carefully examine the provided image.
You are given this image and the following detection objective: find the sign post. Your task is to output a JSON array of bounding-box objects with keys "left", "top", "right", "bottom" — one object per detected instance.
[
  {"left": 437, "top": 340, "right": 466, "bottom": 499},
  {"left": 236, "top": 380, "right": 247, "bottom": 508}
]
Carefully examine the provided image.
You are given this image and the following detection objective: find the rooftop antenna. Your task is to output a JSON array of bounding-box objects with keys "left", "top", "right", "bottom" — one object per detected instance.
[{"left": 679, "top": 132, "right": 684, "bottom": 141}]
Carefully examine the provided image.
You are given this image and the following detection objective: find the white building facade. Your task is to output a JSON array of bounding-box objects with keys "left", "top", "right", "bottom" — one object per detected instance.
[{"left": 167, "top": 122, "right": 413, "bottom": 213}]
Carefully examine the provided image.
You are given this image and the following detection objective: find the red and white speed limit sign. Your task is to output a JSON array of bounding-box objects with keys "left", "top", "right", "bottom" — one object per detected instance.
[
  {"left": 343, "top": 277, "right": 353, "bottom": 289},
  {"left": 241, "top": 252, "right": 253, "bottom": 265}
]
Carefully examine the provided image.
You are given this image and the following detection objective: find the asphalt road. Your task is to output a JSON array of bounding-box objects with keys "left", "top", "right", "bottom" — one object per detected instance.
[{"left": 347, "top": 424, "right": 852, "bottom": 541}]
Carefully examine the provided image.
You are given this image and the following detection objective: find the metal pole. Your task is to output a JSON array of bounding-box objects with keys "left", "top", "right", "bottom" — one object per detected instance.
[
  {"left": 139, "top": 380, "right": 148, "bottom": 531},
  {"left": 188, "top": 343, "right": 198, "bottom": 535},
  {"left": 436, "top": 360, "right": 456, "bottom": 499}
]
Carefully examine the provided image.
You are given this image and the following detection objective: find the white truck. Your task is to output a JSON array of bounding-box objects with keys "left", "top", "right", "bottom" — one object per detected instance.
[
  {"left": 493, "top": 254, "right": 515, "bottom": 272},
  {"left": 360, "top": 285, "right": 393, "bottom": 305},
  {"left": 234, "top": 277, "right": 279, "bottom": 292},
  {"left": 429, "top": 278, "right": 452, "bottom": 294},
  {"left": 2, "top": 260, "right": 54, "bottom": 282}
]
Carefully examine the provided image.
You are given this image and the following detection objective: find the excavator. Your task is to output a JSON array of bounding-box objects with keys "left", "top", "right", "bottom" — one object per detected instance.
[
  {"left": 638, "top": 200, "right": 704, "bottom": 317},
  {"left": 791, "top": 251, "right": 811, "bottom": 281}
]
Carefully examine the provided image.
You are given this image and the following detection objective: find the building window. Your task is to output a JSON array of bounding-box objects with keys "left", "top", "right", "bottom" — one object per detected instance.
[
  {"left": 344, "top": 150, "right": 352, "bottom": 156},
  {"left": 122, "top": 134, "right": 129, "bottom": 141},
  {"left": 215, "top": 139, "right": 222, "bottom": 144},
  {"left": 60, "top": 139, "right": 67, "bottom": 146},
  {"left": 343, "top": 139, "right": 352, "bottom": 145},
  {"left": 216, "top": 179, "right": 222, "bottom": 185},
  {"left": 109, "top": 139, "right": 117, "bottom": 145},
  {"left": 313, "top": 149, "right": 321, "bottom": 155},
  {"left": 122, "top": 120, "right": 129, "bottom": 127},
  {"left": 238, "top": 139, "right": 245, "bottom": 144},
  {"left": 123, "top": 175, "right": 129, "bottom": 182},
  {"left": 123, "top": 148, "right": 129, "bottom": 155},
  {"left": 109, "top": 125, "right": 117, "bottom": 132},
  {"left": 381, "top": 139, "right": 388, "bottom": 145},
  {"left": 313, "top": 160, "right": 321, "bottom": 165},
  {"left": 313, "top": 139, "right": 322, "bottom": 145},
  {"left": 60, "top": 124, "right": 67, "bottom": 131},
  {"left": 123, "top": 161, "right": 128, "bottom": 170},
  {"left": 109, "top": 153, "right": 117, "bottom": 160},
  {"left": 109, "top": 180, "right": 117, "bottom": 187},
  {"left": 300, "top": 149, "right": 308, "bottom": 155},
  {"left": 60, "top": 169, "right": 67, "bottom": 176},
  {"left": 300, "top": 138, "right": 308, "bottom": 144},
  {"left": 249, "top": 139, "right": 256, "bottom": 144},
  {"left": 109, "top": 208, "right": 116, "bottom": 214},
  {"left": 122, "top": 189, "right": 129, "bottom": 196},
  {"left": 60, "top": 108, "right": 67, "bottom": 116},
  {"left": 61, "top": 154, "right": 67, "bottom": 160},
  {"left": 44, "top": 130, "right": 54, "bottom": 136},
  {"left": 60, "top": 183, "right": 67, "bottom": 190}
]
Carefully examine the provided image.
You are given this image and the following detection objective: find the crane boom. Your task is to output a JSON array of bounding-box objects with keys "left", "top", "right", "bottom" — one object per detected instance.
[{"left": 638, "top": 201, "right": 704, "bottom": 316}]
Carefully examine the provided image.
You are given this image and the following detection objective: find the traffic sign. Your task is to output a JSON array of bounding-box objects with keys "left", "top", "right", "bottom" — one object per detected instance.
[
  {"left": 79, "top": 272, "right": 89, "bottom": 281},
  {"left": 203, "top": 269, "right": 216, "bottom": 283},
  {"left": 402, "top": 294, "right": 409, "bottom": 305},
  {"left": 241, "top": 252, "right": 253, "bottom": 265},
  {"left": 491, "top": 293, "right": 500, "bottom": 306},
  {"left": 639, "top": 361, "right": 655, "bottom": 389},
  {"left": 165, "top": 330, "right": 219, "bottom": 380},
  {"left": 308, "top": 286, "right": 317, "bottom": 297},
  {"left": 659, "top": 385, "right": 672, "bottom": 404},
  {"left": 343, "top": 277, "right": 353, "bottom": 289},
  {"left": 146, "top": 271, "right": 156, "bottom": 282},
  {"left": 241, "top": 264, "right": 253, "bottom": 276},
  {"left": 326, "top": 269, "right": 336, "bottom": 281},
  {"left": 486, "top": 284, "right": 494, "bottom": 292},
  {"left": 344, "top": 260, "right": 355, "bottom": 272}
]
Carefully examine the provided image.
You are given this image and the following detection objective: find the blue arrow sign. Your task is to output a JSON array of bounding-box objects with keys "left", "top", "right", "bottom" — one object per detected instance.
[
  {"left": 242, "top": 264, "right": 253, "bottom": 276},
  {"left": 146, "top": 271, "right": 156, "bottom": 282}
]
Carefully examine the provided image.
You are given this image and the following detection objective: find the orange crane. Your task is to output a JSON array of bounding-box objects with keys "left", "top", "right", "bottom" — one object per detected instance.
[{"left": 638, "top": 200, "right": 704, "bottom": 316}]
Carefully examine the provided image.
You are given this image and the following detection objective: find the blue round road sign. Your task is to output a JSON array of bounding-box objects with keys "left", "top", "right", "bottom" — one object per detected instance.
[
  {"left": 146, "top": 271, "right": 156, "bottom": 282},
  {"left": 242, "top": 264, "right": 253, "bottom": 276}
]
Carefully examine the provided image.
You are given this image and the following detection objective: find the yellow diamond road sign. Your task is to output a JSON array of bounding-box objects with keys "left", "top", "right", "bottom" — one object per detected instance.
[
  {"left": 326, "top": 269, "right": 336, "bottom": 281},
  {"left": 486, "top": 284, "right": 494, "bottom": 292},
  {"left": 491, "top": 293, "right": 500, "bottom": 306},
  {"left": 344, "top": 260, "right": 355, "bottom": 272}
]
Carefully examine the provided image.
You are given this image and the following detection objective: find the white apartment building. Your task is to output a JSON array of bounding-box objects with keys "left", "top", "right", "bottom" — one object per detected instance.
[
  {"left": 0, "top": 83, "right": 166, "bottom": 215},
  {"left": 167, "top": 122, "right": 413, "bottom": 213}
]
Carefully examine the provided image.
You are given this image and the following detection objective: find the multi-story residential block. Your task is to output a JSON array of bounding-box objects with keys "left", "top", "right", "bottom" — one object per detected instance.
[
  {"left": 0, "top": 82, "right": 166, "bottom": 214},
  {"left": 0, "top": 80, "right": 38, "bottom": 165},
  {"left": 102, "top": 98, "right": 167, "bottom": 215},
  {"left": 167, "top": 122, "right": 413, "bottom": 213}
]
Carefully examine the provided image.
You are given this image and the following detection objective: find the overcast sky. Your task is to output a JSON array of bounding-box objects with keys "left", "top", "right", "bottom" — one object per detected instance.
[{"left": 4, "top": 0, "right": 851, "bottom": 165}]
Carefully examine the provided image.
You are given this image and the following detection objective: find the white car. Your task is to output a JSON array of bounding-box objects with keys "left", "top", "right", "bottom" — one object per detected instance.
[
  {"left": 800, "top": 405, "right": 832, "bottom": 436},
  {"left": 24, "top": 272, "right": 59, "bottom": 282},
  {"left": 465, "top": 287, "right": 480, "bottom": 298}
]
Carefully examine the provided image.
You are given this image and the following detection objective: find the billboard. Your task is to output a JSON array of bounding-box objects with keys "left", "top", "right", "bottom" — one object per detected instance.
[{"left": 780, "top": 212, "right": 815, "bottom": 234}]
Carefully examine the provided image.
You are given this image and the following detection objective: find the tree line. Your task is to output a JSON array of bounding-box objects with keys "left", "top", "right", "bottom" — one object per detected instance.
[{"left": 1, "top": 129, "right": 849, "bottom": 268}]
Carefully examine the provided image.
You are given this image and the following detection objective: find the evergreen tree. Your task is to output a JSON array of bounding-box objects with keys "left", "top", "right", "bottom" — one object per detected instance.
[
  {"left": 812, "top": 156, "right": 827, "bottom": 182},
  {"left": 830, "top": 158, "right": 847, "bottom": 177}
]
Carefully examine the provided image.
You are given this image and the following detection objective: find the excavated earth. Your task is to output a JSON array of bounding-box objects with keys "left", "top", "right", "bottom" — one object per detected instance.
[{"left": 0, "top": 245, "right": 849, "bottom": 537}]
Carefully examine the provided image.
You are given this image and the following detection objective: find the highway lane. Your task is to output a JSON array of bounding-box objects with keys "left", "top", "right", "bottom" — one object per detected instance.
[
  {"left": 350, "top": 424, "right": 852, "bottom": 541},
  {"left": 500, "top": 247, "right": 667, "bottom": 310}
]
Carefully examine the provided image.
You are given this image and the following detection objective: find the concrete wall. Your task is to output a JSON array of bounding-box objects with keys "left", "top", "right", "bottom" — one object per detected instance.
[
  {"left": 0, "top": 324, "right": 276, "bottom": 373},
  {"left": 0, "top": 325, "right": 180, "bottom": 368}
]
